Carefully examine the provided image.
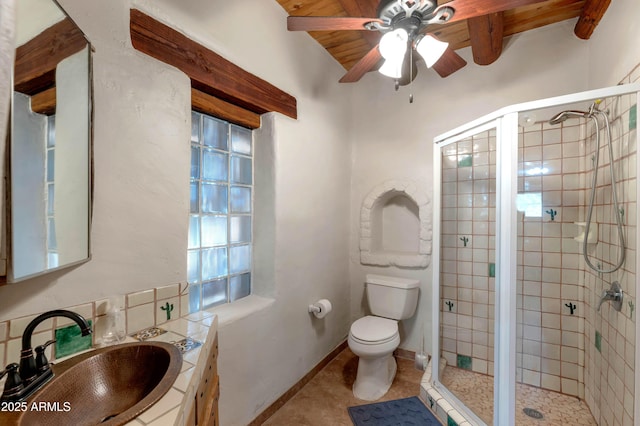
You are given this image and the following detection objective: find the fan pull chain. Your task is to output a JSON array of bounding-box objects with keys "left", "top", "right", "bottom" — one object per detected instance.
[{"left": 409, "top": 46, "right": 414, "bottom": 103}]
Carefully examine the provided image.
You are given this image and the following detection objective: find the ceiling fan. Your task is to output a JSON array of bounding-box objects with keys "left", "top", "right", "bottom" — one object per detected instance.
[{"left": 287, "top": 0, "right": 546, "bottom": 83}]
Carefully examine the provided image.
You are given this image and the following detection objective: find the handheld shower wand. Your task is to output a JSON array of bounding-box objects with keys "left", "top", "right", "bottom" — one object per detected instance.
[{"left": 548, "top": 102, "right": 625, "bottom": 274}]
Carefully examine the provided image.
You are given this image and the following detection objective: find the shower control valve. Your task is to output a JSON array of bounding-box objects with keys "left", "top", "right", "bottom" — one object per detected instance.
[{"left": 597, "top": 281, "right": 623, "bottom": 312}]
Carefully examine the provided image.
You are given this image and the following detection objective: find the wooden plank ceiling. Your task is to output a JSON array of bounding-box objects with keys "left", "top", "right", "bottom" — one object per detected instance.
[{"left": 275, "top": 0, "right": 610, "bottom": 79}]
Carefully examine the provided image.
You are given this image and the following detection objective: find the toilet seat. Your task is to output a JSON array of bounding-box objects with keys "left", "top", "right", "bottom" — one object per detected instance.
[{"left": 350, "top": 316, "right": 398, "bottom": 345}]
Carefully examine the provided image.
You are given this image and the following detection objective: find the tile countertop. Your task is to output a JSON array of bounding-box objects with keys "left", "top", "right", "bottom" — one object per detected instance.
[
  {"left": 0, "top": 311, "right": 218, "bottom": 426},
  {"left": 124, "top": 311, "right": 219, "bottom": 426}
]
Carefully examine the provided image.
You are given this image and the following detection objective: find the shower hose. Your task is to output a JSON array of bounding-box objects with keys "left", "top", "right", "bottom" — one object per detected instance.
[{"left": 582, "top": 109, "right": 626, "bottom": 273}]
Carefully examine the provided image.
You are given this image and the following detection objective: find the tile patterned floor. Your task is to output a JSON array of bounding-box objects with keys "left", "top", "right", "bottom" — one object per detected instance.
[
  {"left": 440, "top": 366, "right": 597, "bottom": 425},
  {"left": 262, "top": 348, "right": 426, "bottom": 426}
]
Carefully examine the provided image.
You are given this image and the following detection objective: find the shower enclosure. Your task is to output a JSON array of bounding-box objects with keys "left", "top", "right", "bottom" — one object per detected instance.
[{"left": 430, "top": 83, "right": 640, "bottom": 425}]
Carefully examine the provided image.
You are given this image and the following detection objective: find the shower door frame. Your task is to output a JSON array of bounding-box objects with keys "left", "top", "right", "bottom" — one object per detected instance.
[{"left": 431, "top": 83, "right": 640, "bottom": 426}]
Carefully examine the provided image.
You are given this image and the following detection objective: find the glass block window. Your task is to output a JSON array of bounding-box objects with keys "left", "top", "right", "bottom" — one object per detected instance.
[
  {"left": 189, "top": 111, "right": 252, "bottom": 311},
  {"left": 46, "top": 115, "right": 58, "bottom": 268}
]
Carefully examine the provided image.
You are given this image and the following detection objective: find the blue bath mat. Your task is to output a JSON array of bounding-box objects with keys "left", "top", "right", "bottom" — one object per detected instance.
[{"left": 348, "top": 396, "right": 441, "bottom": 426}]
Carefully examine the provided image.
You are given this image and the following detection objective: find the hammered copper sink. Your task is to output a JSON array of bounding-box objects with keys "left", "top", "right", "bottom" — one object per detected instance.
[{"left": 16, "top": 341, "right": 182, "bottom": 426}]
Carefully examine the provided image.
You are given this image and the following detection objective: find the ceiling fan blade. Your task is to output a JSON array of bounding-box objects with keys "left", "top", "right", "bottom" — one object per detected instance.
[
  {"left": 442, "top": 0, "right": 548, "bottom": 23},
  {"left": 287, "top": 16, "right": 383, "bottom": 32},
  {"left": 339, "top": 45, "right": 382, "bottom": 83},
  {"left": 431, "top": 47, "right": 467, "bottom": 78}
]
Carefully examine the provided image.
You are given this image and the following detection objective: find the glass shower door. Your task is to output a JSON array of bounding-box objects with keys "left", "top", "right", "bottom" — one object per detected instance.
[{"left": 437, "top": 122, "right": 498, "bottom": 424}]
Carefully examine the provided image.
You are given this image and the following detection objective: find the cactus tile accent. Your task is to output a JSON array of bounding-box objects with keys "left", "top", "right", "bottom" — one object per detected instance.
[
  {"left": 160, "top": 301, "right": 175, "bottom": 321},
  {"left": 630, "top": 104, "right": 637, "bottom": 130},
  {"left": 55, "top": 320, "right": 93, "bottom": 359},
  {"left": 447, "top": 415, "right": 459, "bottom": 426},
  {"left": 595, "top": 330, "right": 602, "bottom": 353}
]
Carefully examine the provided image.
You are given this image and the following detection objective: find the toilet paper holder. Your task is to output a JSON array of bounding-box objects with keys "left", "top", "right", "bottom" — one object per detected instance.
[
  {"left": 308, "top": 304, "right": 323, "bottom": 314},
  {"left": 308, "top": 299, "right": 332, "bottom": 318}
]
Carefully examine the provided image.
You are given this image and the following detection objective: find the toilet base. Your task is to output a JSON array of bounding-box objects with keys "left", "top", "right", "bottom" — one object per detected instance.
[{"left": 352, "top": 354, "right": 397, "bottom": 401}]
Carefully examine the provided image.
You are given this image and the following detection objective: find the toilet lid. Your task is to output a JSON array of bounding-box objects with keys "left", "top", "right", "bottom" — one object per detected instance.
[{"left": 350, "top": 316, "right": 398, "bottom": 343}]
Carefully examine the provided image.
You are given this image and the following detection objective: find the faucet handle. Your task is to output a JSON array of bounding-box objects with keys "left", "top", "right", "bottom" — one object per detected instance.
[
  {"left": 35, "top": 340, "right": 56, "bottom": 374},
  {"left": 597, "top": 292, "right": 609, "bottom": 312},
  {"left": 1, "top": 363, "right": 24, "bottom": 399},
  {"left": 597, "top": 281, "right": 623, "bottom": 312}
]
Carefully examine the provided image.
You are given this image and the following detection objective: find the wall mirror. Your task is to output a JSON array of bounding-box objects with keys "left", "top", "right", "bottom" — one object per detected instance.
[{"left": 10, "top": 0, "right": 92, "bottom": 282}]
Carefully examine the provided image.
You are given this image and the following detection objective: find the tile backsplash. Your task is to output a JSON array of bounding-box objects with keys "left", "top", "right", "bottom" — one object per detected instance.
[
  {"left": 0, "top": 282, "right": 192, "bottom": 367},
  {"left": 55, "top": 320, "right": 93, "bottom": 358}
]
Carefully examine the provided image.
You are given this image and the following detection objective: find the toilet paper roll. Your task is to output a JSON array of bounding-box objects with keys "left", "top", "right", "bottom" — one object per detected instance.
[{"left": 311, "top": 299, "right": 332, "bottom": 319}]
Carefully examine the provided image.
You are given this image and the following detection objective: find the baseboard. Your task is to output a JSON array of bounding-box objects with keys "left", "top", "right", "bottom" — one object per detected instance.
[
  {"left": 248, "top": 339, "right": 349, "bottom": 425},
  {"left": 394, "top": 347, "right": 416, "bottom": 361}
]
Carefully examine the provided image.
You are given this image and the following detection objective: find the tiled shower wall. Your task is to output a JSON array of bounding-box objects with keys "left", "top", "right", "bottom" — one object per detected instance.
[
  {"left": 516, "top": 84, "right": 637, "bottom": 424},
  {"left": 521, "top": 80, "right": 638, "bottom": 424},
  {"left": 440, "top": 129, "right": 497, "bottom": 376},
  {"left": 581, "top": 71, "right": 638, "bottom": 424}
]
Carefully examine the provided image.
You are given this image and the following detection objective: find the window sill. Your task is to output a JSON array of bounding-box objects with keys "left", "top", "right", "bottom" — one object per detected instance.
[{"left": 205, "top": 295, "right": 275, "bottom": 328}]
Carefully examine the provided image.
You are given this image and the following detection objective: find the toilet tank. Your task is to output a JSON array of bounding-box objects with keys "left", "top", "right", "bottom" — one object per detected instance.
[{"left": 366, "top": 274, "right": 420, "bottom": 320}]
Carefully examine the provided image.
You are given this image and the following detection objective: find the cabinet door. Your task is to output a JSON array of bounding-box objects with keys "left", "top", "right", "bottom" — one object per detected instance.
[
  {"left": 187, "top": 396, "right": 197, "bottom": 425},
  {"left": 197, "top": 334, "right": 219, "bottom": 425},
  {"left": 204, "top": 380, "right": 220, "bottom": 426}
]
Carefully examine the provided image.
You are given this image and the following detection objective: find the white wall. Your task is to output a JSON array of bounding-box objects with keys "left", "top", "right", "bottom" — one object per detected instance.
[
  {"left": 586, "top": 0, "right": 640, "bottom": 87},
  {"left": 15, "top": 0, "right": 65, "bottom": 46},
  {"left": 128, "top": 2, "right": 353, "bottom": 424}
]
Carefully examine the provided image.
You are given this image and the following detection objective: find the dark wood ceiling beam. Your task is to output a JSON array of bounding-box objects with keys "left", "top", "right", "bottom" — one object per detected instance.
[
  {"left": 467, "top": 12, "right": 504, "bottom": 65},
  {"left": 31, "top": 87, "right": 57, "bottom": 116},
  {"left": 14, "top": 17, "right": 87, "bottom": 95},
  {"left": 130, "top": 9, "right": 297, "bottom": 120},
  {"left": 191, "top": 89, "right": 261, "bottom": 129},
  {"left": 574, "top": 0, "right": 610, "bottom": 39}
]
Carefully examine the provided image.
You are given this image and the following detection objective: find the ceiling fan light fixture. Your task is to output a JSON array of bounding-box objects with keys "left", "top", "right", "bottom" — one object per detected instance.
[
  {"left": 378, "top": 57, "right": 404, "bottom": 79},
  {"left": 415, "top": 34, "right": 448, "bottom": 68},
  {"left": 379, "top": 28, "right": 409, "bottom": 60}
]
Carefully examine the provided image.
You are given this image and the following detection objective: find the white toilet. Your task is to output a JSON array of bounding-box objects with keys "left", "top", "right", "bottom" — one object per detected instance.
[{"left": 348, "top": 274, "right": 420, "bottom": 401}]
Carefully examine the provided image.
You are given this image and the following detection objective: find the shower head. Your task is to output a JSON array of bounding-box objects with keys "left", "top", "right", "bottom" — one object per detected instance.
[{"left": 548, "top": 110, "right": 590, "bottom": 125}]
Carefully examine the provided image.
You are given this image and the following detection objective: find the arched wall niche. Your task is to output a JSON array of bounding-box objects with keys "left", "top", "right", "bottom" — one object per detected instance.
[{"left": 360, "top": 180, "right": 432, "bottom": 268}]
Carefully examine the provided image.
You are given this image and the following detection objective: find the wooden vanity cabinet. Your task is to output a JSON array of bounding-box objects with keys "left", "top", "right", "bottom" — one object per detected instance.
[{"left": 188, "top": 334, "right": 219, "bottom": 425}]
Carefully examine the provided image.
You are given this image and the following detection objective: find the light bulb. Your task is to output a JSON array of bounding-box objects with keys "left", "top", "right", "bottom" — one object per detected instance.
[
  {"left": 415, "top": 34, "right": 448, "bottom": 68},
  {"left": 379, "top": 58, "right": 403, "bottom": 79},
  {"left": 379, "top": 28, "right": 409, "bottom": 61}
]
